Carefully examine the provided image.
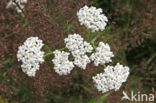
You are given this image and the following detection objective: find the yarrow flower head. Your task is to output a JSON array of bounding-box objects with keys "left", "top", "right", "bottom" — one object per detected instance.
[
  {"left": 90, "top": 42, "right": 114, "bottom": 66},
  {"left": 64, "top": 34, "right": 93, "bottom": 70},
  {"left": 92, "top": 63, "right": 130, "bottom": 93},
  {"left": 17, "top": 37, "right": 44, "bottom": 77},
  {"left": 73, "top": 55, "right": 90, "bottom": 70},
  {"left": 64, "top": 34, "right": 93, "bottom": 57},
  {"left": 52, "top": 50, "right": 74, "bottom": 75},
  {"left": 77, "top": 5, "right": 108, "bottom": 32},
  {"left": 6, "top": 0, "right": 27, "bottom": 14}
]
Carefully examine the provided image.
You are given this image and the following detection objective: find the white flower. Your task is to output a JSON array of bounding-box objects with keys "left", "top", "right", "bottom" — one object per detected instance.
[
  {"left": 74, "top": 55, "right": 90, "bottom": 70},
  {"left": 92, "top": 63, "right": 130, "bottom": 93},
  {"left": 64, "top": 34, "right": 93, "bottom": 69},
  {"left": 64, "top": 34, "right": 93, "bottom": 56},
  {"left": 6, "top": 0, "right": 27, "bottom": 14},
  {"left": 77, "top": 5, "right": 108, "bottom": 32},
  {"left": 17, "top": 37, "right": 44, "bottom": 77},
  {"left": 90, "top": 42, "right": 114, "bottom": 66},
  {"left": 52, "top": 50, "right": 74, "bottom": 75}
]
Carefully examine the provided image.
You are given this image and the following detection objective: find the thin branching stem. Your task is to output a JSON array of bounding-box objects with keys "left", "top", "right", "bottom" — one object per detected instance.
[{"left": 43, "top": 47, "right": 67, "bottom": 58}]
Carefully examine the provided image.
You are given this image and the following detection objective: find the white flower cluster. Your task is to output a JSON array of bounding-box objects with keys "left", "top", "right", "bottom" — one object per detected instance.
[
  {"left": 92, "top": 63, "right": 130, "bottom": 93},
  {"left": 17, "top": 37, "right": 44, "bottom": 77},
  {"left": 90, "top": 42, "right": 114, "bottom": 66},
  {"left": 64, "top": 34, "right": 93, "bottom": 70},
  {"left": 74, "top": 55, "right": 90, "bottom": 70},
  {"left": 6, "top": 0, "right": 27, "bottom": 13},
  {"left": 77, "top": 5, "right": 108, "bottom": 32},
  {"left": 52, "top": 50, "right": 74, "bottom": 76}
]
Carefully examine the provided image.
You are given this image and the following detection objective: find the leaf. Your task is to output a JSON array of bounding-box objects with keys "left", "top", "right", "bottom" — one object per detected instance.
[{"left": 87, "top": 92, "right": 110, "bottom": 103}]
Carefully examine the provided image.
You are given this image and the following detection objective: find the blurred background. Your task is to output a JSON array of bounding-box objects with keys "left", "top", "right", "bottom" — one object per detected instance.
[{"left": 0, "top": 0, "right": 156, "bottom": 103}]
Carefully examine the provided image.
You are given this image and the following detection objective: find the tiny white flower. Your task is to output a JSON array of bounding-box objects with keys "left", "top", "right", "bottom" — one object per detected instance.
[
  {"left": 52, "top": 50, "right": 74, "bottom": 75},
  {"left": 17, "top": 37, "right": 44, "bottom": 77},
  {"left": 74, "top": 55, "right": 90, "bottom": 70},
  {"left": 64, "top": 34, "right": 93, "bottom": 69},
  {"left": 77, "top": 5, "right": 108, "bottom": 32},
  {"left": 90, "top": 42, "right": 114, "bottom": 66},
  {"left": 92, "top": 63, "right": 130, "bottom": 93}
]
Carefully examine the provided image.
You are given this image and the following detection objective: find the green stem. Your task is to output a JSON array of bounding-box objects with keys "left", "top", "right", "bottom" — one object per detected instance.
[
  {"left": 90, "top": 34, "right": 100, "bottom": 44},
  {"left": 43, "top": 51, "right": 53, "bottom": 58},
  {"left": 103, "top": 64, "right": 107, "bottom": 68},
  {"left": 87, "top": 30, "right": 92, "bottom": 42},
  {"left": 59, "top": 47, "right": 67, "bottom": 51},
  {"left": 146, "top": 53, "right": 156, "bottom": 66},
  {"left": 43, "top": 48, "right": 67, "bottom": 58}
]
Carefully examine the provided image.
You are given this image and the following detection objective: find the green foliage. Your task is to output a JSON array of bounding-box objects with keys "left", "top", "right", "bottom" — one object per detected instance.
[
  {"left": 88, "top": 93, "right": 110, "bottom": 103},
  {"left": 17, "top": 87, "right": 32, "bottom": 102},
  {"left": 0, "top": 58, "right": 15, "bottom": 65},
  {"left": 0, "top": 96, "right": 8, "bottom": 103}
]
